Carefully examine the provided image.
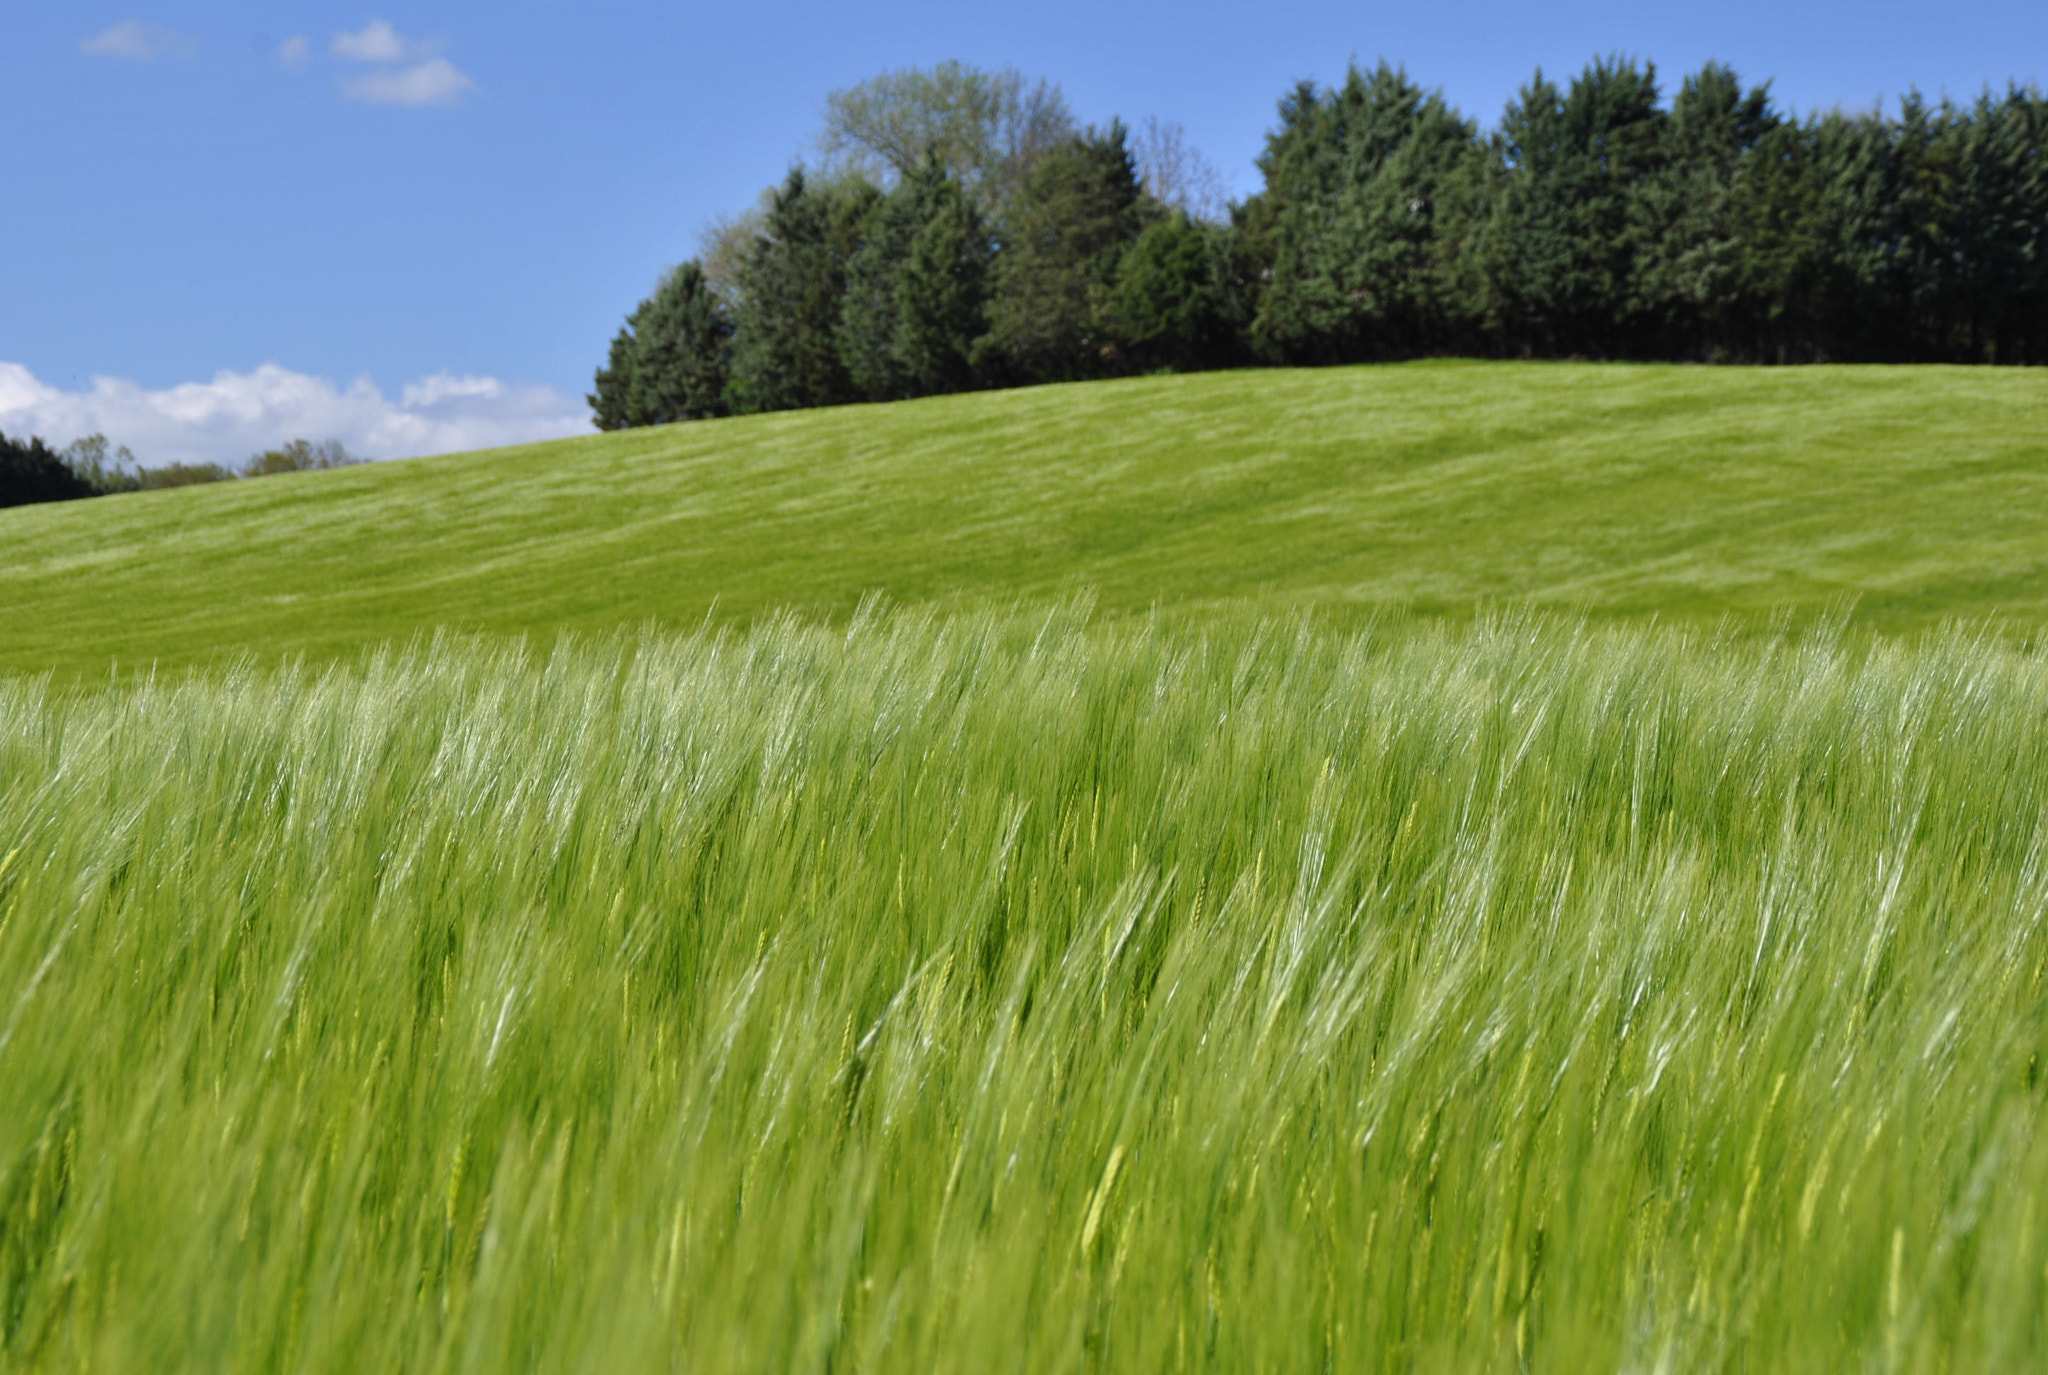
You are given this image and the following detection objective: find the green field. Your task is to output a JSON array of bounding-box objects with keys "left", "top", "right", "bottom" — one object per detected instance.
[
  {"left": 3, "top": 362, "right": 2046, "bottom": 678},
  {"left": 5, "top": 363, "right": 2048, "bottom": 1370}
]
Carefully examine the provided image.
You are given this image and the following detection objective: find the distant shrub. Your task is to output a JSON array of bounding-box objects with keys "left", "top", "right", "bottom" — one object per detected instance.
[
  {"left": 139, "top": 462, "right": 236, "bottom": 488},
  {"left": 241, "top": 438, "right": 362, "bottom": 477},
  {"left": 58, "top": 435, "right": 144, "bottom": 495}
]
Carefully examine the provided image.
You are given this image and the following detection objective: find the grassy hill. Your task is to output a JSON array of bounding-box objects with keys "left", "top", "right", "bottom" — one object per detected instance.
[
  {"left": 9, "top": 363, "right": 2048, "bottom": 1369},
  {"left": 4, "top": 361, "right": 2047, "bottom": 676}
]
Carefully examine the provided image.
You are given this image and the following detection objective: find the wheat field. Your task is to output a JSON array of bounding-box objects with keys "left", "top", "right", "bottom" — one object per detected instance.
[{"left": 3, "top": 606, "right": 2046, "bottom": 1369}]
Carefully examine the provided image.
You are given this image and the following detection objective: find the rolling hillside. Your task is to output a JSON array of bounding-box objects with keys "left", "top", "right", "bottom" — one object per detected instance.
[{"left": 4, "top": 360, "right": 2046, "bottom": 677}]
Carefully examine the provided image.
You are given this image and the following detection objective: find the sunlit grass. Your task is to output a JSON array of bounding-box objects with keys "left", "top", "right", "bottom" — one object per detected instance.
[
  {"left": 3, "top": 605, "right": 2047, "bottom": 1369},
  {"left": 4, "top": 361, "right": 2048, "bottom": 680}
]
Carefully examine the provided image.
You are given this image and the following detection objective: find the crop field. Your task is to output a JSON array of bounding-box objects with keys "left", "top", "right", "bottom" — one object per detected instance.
[
  {"left": 2, "top": 362, "right": 2047, "bottom": 679},
  {"left": 5, "top": 364, "right": 2048, "bottom": 1370},
  {"left": 3, "top": 609, "right": 2048, "bottom": 1370}
]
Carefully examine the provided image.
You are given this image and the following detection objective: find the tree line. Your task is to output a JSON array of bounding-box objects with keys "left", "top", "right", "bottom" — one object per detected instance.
[
  {"left": 591, "top": 57, "right": 2048, "bottom": 429},
  {"left": 0, "top": 434, "right": 361, "bottom": 510}
]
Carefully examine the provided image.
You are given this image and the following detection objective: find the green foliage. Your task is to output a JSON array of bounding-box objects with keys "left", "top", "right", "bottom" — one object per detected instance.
[
  {"left": 729, "top": 170, "right": 881, "bottom": 414},
  {"left": 1249, "top": 63, "right": 1487, "bottom": 362},
  {"left": 838, "top": 155, "right": 992, "bottom": 401},
  {"left": 6, "top": 611, "right": 2048, "bottom": 1367},
  {"left": 1627, "top": 63, "right": 1782, "bottom": 356},
  {"left": 242, "top": 438, "right": 362, "bottom": 477},
  {"left": 1099, "top": 214, "right": 1235, "bottom": 372},
  {"left": 1482, "top": 57, "right": 1667, "bottom": 355},
  {"left": 818, "top": 60, "right": 1075, "bottom": 215},
  {"left": 894, "top": 172, "right": 993, "bottom": 393},
  {"left": 56, "top": 435, "right": 143, "bottom": 495},
  {"left": 590, "top": 262, "right": 734, "bottom": 429},
  {"left": 5, "top": 363, "right": 2048, "bottom": 680},
  {"left": 595, "top": 62, "right": 2047, "bottom": 420},
  {"left": 977, "top": 123, "right": 1154, "bottom": 383},
  {"left": 138, "top": 461, "right": 235, "bottom": 488},
  {"left": 0, "top": 431, "right": 96, "bottom": 509}
]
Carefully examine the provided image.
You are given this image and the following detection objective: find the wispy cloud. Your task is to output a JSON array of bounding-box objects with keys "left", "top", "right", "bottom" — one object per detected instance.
[
  {"left": 328, "top": 19, "right": 473, "bottom": 106},
  {"left": 0, "top": 362, "right": 590, "bottom": 469},
  {"left": 79, "top": 20, "right": 196, "bottom": 61},
  {"left": 331, "top": 18, "right": 426, "bottom": 63},
  {"left": 277, "top": 35, "right": 311, "bottom": 68},
  {"left": 341, "top": 58, "right": 474, "bottom": 107}
]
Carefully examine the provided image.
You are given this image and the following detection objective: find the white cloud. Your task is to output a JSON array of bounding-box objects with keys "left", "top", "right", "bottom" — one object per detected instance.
[
  {"left": 80, "top": 20, "right": 195, "bottom": 61},
  {"left": 331, "top": 18, "right": 423, "bottom": 63},
  {"left": 0, "top": 361, "right": 592, "bottom": 469},
  {"left": 341, "top": 57, "right": 474, "bottom": 107},
  {"left": 277, "top": 35, "right": 310, "bottom": 67}
]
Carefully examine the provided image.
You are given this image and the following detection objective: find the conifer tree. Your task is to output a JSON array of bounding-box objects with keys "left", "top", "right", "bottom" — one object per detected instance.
[
  {"left": 976, "top": 123, "right": 1153, "bottom": 384},
  {"left": 1250, "top": 62, "right": 1485, "bottom": 362},
  {"left": 1100, "top": 214, "right": 1235, "bottom": 372},
  {"left": 838, "top": 154, "right": 992, "bottom": 400},
  {"left": 0, "top": 432, "right": 96, "bottom": 509},
  {"left": 894, "top": 176, "right": 992, "bottom": 393},
  {"left": 729, "top": 170, "right": 880, "bottom": 414},
  {"left": 589, "top": 262, "right": 734, "bottom": 428},
  {"left": 1483, "top": 57, "right": 1666, "bottom": 355},
  {"left": 1629, "top": 63, "right": 1780, "bottom": 358}
]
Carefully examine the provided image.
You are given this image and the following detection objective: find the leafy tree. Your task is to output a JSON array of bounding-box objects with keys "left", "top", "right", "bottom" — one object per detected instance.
[
  {"left": 1249, "top": 62, "right": 1487, "bottom": 363},
  {"left": 839, "top": 153, "right": 993, "bottom": 399},
  {"left": 0, "top": 431, "right": 96, "bottom": 508},
  {"left": 728, "top": 169, "right": 881, "bottom": 414},
  {"left": 243, "top": 438, "right": 361, "bottom": 477},
  {"left": 139, "top": 462, "right": 235, "bottom": 488},
  {"left": 1482, "top": 57, "right": 1666, "bottom": 355},
  {"left": 1130, "top": 117, "right": 1230, "bottom": 224},
  {"left": 976, "top": 123, "right": 1154, "bottom": 384},
  {"left": 591, "top": 262, "right": 734, "bottom": 429},
  {"left": 58, "top": 434, "right": 143, "bottom": 494},
  {"left": 1100, "top": 214, "right": 1236, "bottom": 372},
  {"left": 818, "top": 61, "right": 1074, "bottom": 215}
]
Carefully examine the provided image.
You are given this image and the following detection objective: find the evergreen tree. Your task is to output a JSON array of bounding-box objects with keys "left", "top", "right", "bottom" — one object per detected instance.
[
  {"left": 976, "top": 123, "right": 1153, "bottom": 384},
  {"left": 729, "top": 169, "right": 881, "bottom": 414},
  {"left": 590, "top": 262, "right": 734, "bottom": 429},
  {"left": 1100, "top": 215, "right": 1235, "bottom": 372},
  {"left": 1721, "top": 116, "right": 1837, "bottom": 361},
  {"left": 631, "top": 262, "right": 734, "bottom": 423},
  {"left": 589, "top": 326, "right": 640, "bottom": 431},
  {"left": 0, "top": 432, "right": 96, "bottom": 509},
  {"left": 838, "top": 154, "right": 992, "bottom": 400},
  {"left": 894, "top": 175, "right": 993, "bottom": 393},
  {"left": 1483, "top": 57, "right": 1666, "bottom": 356},
  {"left": 1250, "top": 62, "right": 1486, "bottom": 363},
  {"left": 1629, "top": 63, "right": 1780, "bottom": 358}
]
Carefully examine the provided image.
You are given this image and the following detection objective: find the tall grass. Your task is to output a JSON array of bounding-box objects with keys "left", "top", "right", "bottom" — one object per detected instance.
[{"left": 4, "top": 606, "right": 2048, "bottom": 1369}]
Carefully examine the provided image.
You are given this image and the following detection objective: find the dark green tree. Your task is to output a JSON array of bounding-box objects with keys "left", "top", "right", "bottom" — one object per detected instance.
[
  {"left": 1629, "top": 63, "right": 1781, "bottom": 358},
  {"left": 838, "top": 154, "right": 992, "bottom": 400},
  {"left": 0, "top": 432, "right": 96, "bottom": 508},
  {"left": 1482, "top": 57, "right": 1666, "bottom": 355},
  {"left": 1249, "top": 62, "right": 1487, "bottom": 362},
  {"left": 729, "top": 169, "right": 881, "bottom": 414},
  {"left": 976, "top": 123, "right": 1153, "bottom": 383},
  {"left": 589, "top": 327, "right": 640, "bottom": 431},
  {"left": 631, "top": 262, "right": 734, "bottom": 423},
  {"left": 590, "top": 261, "right": 734, "bottom": 429},
  {"left": 894, "top": 174, "right": 993, "bottom": 393},
  {"left": 1099, "top": 214, "right": 1236, "bottom": 372}
]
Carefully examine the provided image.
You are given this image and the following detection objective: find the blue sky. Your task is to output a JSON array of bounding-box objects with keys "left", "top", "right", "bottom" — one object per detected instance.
[{"left": 3, "top": 1, "right": 2043, "bottom": 464}]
